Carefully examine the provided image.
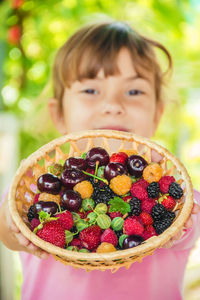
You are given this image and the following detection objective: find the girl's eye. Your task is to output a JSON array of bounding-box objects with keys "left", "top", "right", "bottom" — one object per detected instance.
[
  {"left": 82, "top": 89, "right": 98, "bottom": 95},
  {"left": 126, "top": 89, "right": 143, "bottom": 96}
]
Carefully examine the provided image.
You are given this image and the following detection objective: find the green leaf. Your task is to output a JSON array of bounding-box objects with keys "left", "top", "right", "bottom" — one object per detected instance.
[
  {"left": 108, "top": 197, "right": 130, "bottom": 215},
  {"left": 65, "top": 230, "right": 73, "bottom": 245},
  {"left": 81, "top": 152, "right": 87, "bottom": 159},
  {"left": 38, "top": 211, "right": 50, "bottom": 222},
  {"left": 119, "top": 234, "right": 128, "bottom": 248},
  {"left": 97, "top": 166, "right": 105, "bottom": 178}
]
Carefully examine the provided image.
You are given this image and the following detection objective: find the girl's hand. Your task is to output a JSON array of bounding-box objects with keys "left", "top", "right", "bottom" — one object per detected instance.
[
  {"left": 1, "top": 194, "right": 49, "bottom": 259},
  {"left": 163, "top": 202, "right": 200, "bottom": 248}
]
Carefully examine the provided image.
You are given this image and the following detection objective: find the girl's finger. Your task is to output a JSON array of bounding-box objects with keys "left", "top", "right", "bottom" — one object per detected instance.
[
  {"left": 15, "top": 232, "right": 30, "bottom": 247},
  {"left": 192, "top": 203, "right": 200, "bottom": 214},
  {"left": 184, "top": 217, "right": 193, "bottom": 229}
]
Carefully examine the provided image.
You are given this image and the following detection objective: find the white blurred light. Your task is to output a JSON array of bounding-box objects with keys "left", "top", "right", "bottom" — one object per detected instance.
[
  {"left": 18, "top": 98, "right": 32, "bottom": 111},
  {"left": 1, "top": 85, "right": 19, "bottom": 105},
  {"left": 9, "top": 48, "right": 21, "bottom": 60}
]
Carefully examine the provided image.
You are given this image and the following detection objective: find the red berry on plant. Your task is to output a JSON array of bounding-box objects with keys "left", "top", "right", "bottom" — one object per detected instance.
[
  {"left": 100, "top": 228, "right": 118, "bottom": 246},
  {"left": 123, "top": 216, "right": 144, "bottom": 235},
  {"left": 159, "top": 176, "right": 175, "bottom": 194},
  {"left": 139, "top": 212, "right": 153, "bottom": 226},
  {"left": 130, "top": 184, "right": 148, "bottom": 201},
  {"left": 79, "top": 225, "right": 102, "bottom": 250},
  {"left": 56, "top": 211, "right": 74, "bottom": 230}
]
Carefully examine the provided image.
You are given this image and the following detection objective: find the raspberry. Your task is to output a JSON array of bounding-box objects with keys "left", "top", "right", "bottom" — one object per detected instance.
[
  {"left": 73, "top": 180, "right": 93, "bottom": 199},
  {"left": 147, "top": 182, "right": 160, "bottom": 198},
  {"left": 27, "top": 205, "right": 35, "bottom": 222},
  {"left": 56, "top": 211, "right": 74, "bottom": 230},
  {"left": 123, "top": 195, "right": 132, "bottom": 202},
  {"left": 110, "top": 174, "right": 132, "bottom": 195},
  {"left": 109, "top": 211, "right": 123, "bottom": 220},
  {"left": 168, "top": 182, "right": 183, "bottom": 199},
  {"left": 151, "top": 204, "right": 167, "bottom": 221},
  {"left": 110, "top": 152, "right": 128, "bottom": 165},
  {"left": 34, "top": 193, "right": 40, "bottom": 203},
  {"left": 141, "top": 225, "right": 157, "bottom": 240},
  {"left": 130, "top": 184, "right": 148, "bottom": 201},
  {"left": 132, "top": 179, "right": 149, "bottom": 189},
  {"left": 100, "top": 228, "right": 118, "bottom": 246},
  {"left": 129, "top": 197, "right": 141, "bottom": 216},
  {"left": 30, "top": 218, "right": 40, "bottom": 231},
  {"left": 97, "top": 242, "right": 116, "bottom": 253},
  {"left": 141, "top": 199, "right": 156, "bottom": 213},
  {"left": 123, "top": 216, "right": 144, "bottom": 235},
  {"left": 70, "top": 238, "right": 82, "bottom": 249},
  {"left": 159, "top": 176, "right": 175, "bottom": 194},
  {"left": 37, "top": 220, "right": 66, "bottom": 248},
  {"left": 38, "top": 193, "right": 61, "bottom": 205},
  {"left": 79, "top": 225, "right": 101, "bottom": 250},
  {"left": 143, "top": 163, "right": 163, "bottom": 183},
  {"left": 159, "top": 195, "right": 176, "bottom": 210},
  {"left": 120, "top": 149, "right": 137, "bottom": 156},
  {"left": 139, "top": 212, "right": 153, "bottom": 226}
]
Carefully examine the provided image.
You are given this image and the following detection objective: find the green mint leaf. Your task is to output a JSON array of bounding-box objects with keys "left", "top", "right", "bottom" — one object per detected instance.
[
  {"left": 81, "top": 152, "right": 87, "bottom": 159},
  {"left": 108, "top": 197, "right": 130, "bottom": 215},
  {"left": 65, "top": 230, "right": 73, "bottom": 245}
]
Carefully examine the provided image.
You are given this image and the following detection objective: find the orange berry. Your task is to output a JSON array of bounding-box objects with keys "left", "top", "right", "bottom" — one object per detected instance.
[
  {"left": 110, "top": 174, "right": 132, "bottom": 195},
  {"left": 143, "top": 163, "right": 163, "bottom": 183},
  {"left": 120, "top": 149, "right": 137, "bottom": 156},
  {"left": 73, "top": 180, "right": 93, "bottom": 199},
  {"left": 39, "top": 193, "right": 60, "bottom": 205},
  {"left": 96, "top": 242, "right": 116, "bottom": 253}
]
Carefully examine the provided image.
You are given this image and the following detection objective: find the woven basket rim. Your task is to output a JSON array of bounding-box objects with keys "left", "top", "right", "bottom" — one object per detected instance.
[{"left": 8, "top": 129, "right": 194, "bottom": 261}]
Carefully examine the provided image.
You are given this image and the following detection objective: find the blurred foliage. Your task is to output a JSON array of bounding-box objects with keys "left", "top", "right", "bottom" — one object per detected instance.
[{"left": 0, "top": 0, "right": 200, "bottom": 189}]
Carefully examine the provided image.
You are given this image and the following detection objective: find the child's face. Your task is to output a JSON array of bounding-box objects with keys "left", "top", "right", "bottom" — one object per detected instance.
[{"left": 49, "top": 48, "right": 164, "bottom": 138}]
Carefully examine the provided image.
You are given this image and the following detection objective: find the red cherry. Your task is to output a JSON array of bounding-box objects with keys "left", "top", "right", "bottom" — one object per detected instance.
[{"left": 8, "top": 25, "right": 21, "bottom": 45}]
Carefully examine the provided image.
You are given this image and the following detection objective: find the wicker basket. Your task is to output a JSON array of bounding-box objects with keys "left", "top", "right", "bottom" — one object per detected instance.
[{"left": 8, "top": 130, "right": 193, "bottom": 272}]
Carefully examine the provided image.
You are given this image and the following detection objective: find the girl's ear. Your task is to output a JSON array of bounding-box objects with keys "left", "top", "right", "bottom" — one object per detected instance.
[
  {"left": 153, "top": 101, "right": 165, "bottom": 133},
  {"left": 48, "top": 98, "right": 67, "bottom": 134}
]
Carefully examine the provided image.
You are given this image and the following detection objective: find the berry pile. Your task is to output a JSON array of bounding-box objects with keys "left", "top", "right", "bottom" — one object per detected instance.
[{"left": 27, "top": 147, "right": 184, "bottom": 253}]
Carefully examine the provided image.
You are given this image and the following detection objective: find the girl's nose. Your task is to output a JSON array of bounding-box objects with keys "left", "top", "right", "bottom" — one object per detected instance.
[{"left": 101, "top": 99, "right": 125, "bottom": 116}]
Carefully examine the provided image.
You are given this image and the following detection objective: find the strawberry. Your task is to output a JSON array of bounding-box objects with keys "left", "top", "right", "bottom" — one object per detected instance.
[
  {"left": 36, "top": 220, "right": 66, "bottom": 248},
  {"left": 79, "top": 225, "right": 101, "bottom": 250},
  {"left": 159, "top": 195, "right": 176, "bottom": 210},
  {"left": 56, "top": 210, "right": 74, "bottom": 230},
  {"left": 110, "top": 152, "right": 128, "bottom": 165}
]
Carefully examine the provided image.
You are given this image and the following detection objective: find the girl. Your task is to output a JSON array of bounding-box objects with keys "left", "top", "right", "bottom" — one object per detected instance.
[{"left": 1, "top": 20, "right": 200, "bottom": 300}]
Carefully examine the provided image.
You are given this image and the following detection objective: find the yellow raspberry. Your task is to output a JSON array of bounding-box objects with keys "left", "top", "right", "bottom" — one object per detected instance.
[
  {"left": 39, "top": 193, "right": 61, "bottom": 205},
  {"left": 110, "top": 174, "right": 132, "bottom": 195},
  {"left": 120, "top": 149, "right": 137, "bottom": 156},
  {"left": 73, "top": 180, "right": 93, "bottom": 199},
  {"left": 96, "top": 242, "right": 116, "bottom": 253},
  {"left": 143, "top": 163, "right": 163, "bottom": 183}
]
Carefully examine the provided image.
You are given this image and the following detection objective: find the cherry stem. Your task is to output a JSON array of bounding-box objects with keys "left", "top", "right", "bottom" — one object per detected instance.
[
  {"left": 82, "top": 170, "right": 108, "bottom": 185},
  {"left": 94, "top": 161, "right": 99, "bottom": 177}
]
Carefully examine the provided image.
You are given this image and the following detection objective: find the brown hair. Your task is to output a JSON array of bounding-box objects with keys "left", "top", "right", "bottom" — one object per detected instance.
[{"left": 53, "top": 21, "right": 172, "bottom": 108}]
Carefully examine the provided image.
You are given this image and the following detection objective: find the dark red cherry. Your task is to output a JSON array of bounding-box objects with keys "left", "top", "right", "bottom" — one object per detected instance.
[
  {"left": 123, "top": 235, "right": 144, "bottom": 249},
  {"left": 61, "top": 190, "right": 82, "bottom": 212},
  {"left": 127, "top": 155, "right": 148, "bottom": 177},
  {"left": 86, "top": 147, "right": 109, "bottom": 168},
  {"left": 61, "top": 168, "right": 87, "bottom": 189},
  {"left": 33, "top": 201, "right": 58, "bottom": 218},
  {"left": 64, "top": 157, "right": 87, "bottom": 170},
  {"left": 37, "top": 173, "right": 61, "bottom": 195},
  {"left": 104, "top": 162, "right": 125, "bottom": 181}
]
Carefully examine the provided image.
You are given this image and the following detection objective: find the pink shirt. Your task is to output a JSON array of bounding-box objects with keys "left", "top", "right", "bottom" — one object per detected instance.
[{"left": 1, "top": 190, "right": 200, "bottom": 300}]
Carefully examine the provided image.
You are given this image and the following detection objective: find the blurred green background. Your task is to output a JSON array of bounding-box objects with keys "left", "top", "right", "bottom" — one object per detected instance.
[{"left": 0, "top": 0, "right": 200, "bottom": 299}]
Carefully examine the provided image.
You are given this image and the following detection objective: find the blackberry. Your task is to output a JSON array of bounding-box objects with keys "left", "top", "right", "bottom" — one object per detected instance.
[
  {"left": 129, "top": 197, "right": 141, "bottom": 216},
  {"left": 147, "top": 182, "right": 160, "bottom": 198},
  {"left": 70, "top": 226, "right": 78, "bottom": 238},
  {"left": 91, "top": 180, "right": 116, "bottom": 205},
  {"left": 165, "top": 211, "right": 176, "bottom": 221},
  {"left": 27, "top": 205, "right": 35, "bottom": 222},
  {"left": 168, "top": 182, "right": 183, "bottom": 199},
  {"left": 153, "top": 217, "right": 174, "bottom": 234},
  {"left": 151, "top": 204, "right": 167, "bottom": 221}
]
